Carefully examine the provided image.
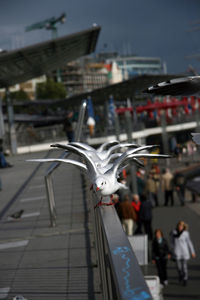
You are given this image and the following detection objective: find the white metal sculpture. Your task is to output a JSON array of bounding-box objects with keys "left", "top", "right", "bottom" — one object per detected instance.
[{"left": 28, "top": 141, "right": 170, "bottom": 207}]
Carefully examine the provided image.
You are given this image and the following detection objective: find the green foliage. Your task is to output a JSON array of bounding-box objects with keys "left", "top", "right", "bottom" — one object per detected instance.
[
  {"left": 8, "top": 89, "right": 30, "bottom": 101},
  {"left": 36, "top": 78, "right": 66, "bottom": 99}
]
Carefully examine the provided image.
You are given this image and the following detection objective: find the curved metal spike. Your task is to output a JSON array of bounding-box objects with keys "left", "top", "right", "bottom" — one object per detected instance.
[{"left": 26, "top": 158, "right": 87, "bottom": 172}]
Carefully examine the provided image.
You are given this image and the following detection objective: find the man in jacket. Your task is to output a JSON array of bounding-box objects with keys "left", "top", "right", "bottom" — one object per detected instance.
[
  {"left": 118, "top": 194, "right": 137, "bottom": 236},
  {"left": 161, "top": 168, "right": 174, "bottom": 206}
]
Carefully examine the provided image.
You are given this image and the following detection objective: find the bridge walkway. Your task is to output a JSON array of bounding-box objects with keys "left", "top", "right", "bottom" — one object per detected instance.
[{"left": 0, "top": 150, "right": 102, "bottom": 300}]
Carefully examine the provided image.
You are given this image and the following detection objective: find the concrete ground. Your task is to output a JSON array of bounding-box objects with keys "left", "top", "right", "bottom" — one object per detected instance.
[{"left": 0, "top": 150, "right": 102, "bottom": 300}]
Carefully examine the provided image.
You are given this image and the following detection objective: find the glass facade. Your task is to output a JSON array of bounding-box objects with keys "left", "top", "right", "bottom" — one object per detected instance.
[{"left": 108, "top": 56, "right": 165, "bottom": 79}]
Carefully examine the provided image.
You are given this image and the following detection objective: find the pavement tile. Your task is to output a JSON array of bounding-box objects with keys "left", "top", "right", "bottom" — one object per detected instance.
[{"left": 20, "top": 249, "right": 68, "bottom": 268}]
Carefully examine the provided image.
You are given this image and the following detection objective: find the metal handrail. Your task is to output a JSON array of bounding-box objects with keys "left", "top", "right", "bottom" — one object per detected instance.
[
  {"left": 88, "top": 191, "right": 153, "bottom": 300},
  {"left": 44, "top": 99, "right": 87, "bottom": 227},
  {"left": 44, "top": 99, "right": 153, "bottom": 298}
]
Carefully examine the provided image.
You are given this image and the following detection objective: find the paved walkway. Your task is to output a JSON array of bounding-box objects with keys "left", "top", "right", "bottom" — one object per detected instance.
[
  {"left": 0, "top": 150, "right": 102, "bottom": 300},
  {"left": 1, "top": 150, "right": 200, "bottom": 299}
]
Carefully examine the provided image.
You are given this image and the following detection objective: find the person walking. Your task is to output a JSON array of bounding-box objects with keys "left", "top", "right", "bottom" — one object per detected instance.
[
  {"left": 139, "top": 194, "right": 153, "bottom": 240},
  {"left": 161, "top": 168, "right": 174, "bottom": 206},
  {"left": 0, "top": 139, "right": 13, "bottom": 168},
  {"left": 131, "top": 194, "right": 142, "bottom": 234},
  {"left": 173, "top": 172, "right": 186, "bottom": 206},
  {"left": 63, "top": 111, "right": 75, "bottom": 143},
  {"left": 170, "top": 220, "right": 196, "bottom": 286},
  {"left": 118, "top": 194, "right": 137, "bottom": 236},
  {"left": 152, "top": 229, "right": 171, "bottom": 286},
  {"left": 135, "top": 168, "right": 146, "bottom": 199},
  {"left": 146, "top": 171, "right": 159, "bottom": 207}
]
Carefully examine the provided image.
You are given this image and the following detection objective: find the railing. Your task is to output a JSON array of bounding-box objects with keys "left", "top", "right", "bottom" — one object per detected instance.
[
  {"left": 44, "top": 100, "right": 87, "bottom": 227},
  {"left": 11, "top": 103, "right": 200, "bottom": 149},
  {"left": 44, "top": 99, "right": 152, "bottom": 299},
  {"left": 87, "top": 191, "right": 153, "bottom": 300}
]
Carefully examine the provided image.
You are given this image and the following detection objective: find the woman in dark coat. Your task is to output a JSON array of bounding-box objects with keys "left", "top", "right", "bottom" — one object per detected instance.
[
  {"left": 152, "top": 229, "right": 171, "bottom": 286},
  {"left": 140, "top": 194, "right": 153, "bottom": 240}
]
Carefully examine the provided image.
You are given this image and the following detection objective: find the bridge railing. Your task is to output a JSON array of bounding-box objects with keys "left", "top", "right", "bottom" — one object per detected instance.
[
  {"left": 13, "top": 102, "right": 200, "bottom": 149},
  {"left": 44, "top": 99, "right": 153, "bottom": 299},
  {"left": 87, "top": 191, "right": 153, "bottom": 300}
]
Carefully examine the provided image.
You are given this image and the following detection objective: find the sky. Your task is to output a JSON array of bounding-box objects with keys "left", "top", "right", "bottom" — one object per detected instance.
[{"left": 1, "top": 0, "right": 200, "bottom": 74}]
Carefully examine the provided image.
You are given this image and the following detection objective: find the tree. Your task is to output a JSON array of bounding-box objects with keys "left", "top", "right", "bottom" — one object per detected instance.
[
  {"left": 36, "top": 78, "right": 66, "bottom": 99},
  {"left": 5, "top": 89, "right": 30, "bottom": 101}
]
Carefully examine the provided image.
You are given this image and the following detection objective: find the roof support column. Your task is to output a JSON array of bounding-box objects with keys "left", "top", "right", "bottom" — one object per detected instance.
[
  {"left": 0, "top": 97, "right": 5, "bottom": 140},
  {"left": 5, "top": 88, "right": 17, "bottom": 154},
  {"left": 160, "top": 109, "right": 169, "bottom": 166},
  {"left": 114, "top": 110, "right": 120, "bottom": 141},
  {"left": 125, "top": 110, "right": 138, "bottom": 194}
]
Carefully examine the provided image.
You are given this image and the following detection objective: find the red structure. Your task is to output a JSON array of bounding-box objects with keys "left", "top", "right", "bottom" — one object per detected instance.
[{"left": 116, "top": 96, "right": 199, "bottom": 121}]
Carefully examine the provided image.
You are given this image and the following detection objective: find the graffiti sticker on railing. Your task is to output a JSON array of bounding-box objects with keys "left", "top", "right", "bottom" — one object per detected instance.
[{"left": 113, "top": 246, "right": 151, "bottom": 300}]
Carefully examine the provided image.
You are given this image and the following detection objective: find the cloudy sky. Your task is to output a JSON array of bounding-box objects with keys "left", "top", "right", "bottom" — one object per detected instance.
[{"left": 1, "top": 0, "right": 200, "bottom": 74}]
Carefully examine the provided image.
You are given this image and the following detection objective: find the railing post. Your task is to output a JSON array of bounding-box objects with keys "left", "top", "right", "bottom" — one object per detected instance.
[
  {"left": 160, "top": 110, "right": 169, "bottom": 154},
  {"left": 74, "top": 99, "right": 87, "bottom": 142},
  {"left": 45, "top": 174, "right": 56, "bottom": 227},
  {"left": 160, "top": 110, "right": 170, "bottom": 166}
]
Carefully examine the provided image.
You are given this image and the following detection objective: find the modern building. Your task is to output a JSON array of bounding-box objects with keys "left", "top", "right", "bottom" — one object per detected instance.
[
  {"left": 106, "top": 55, "right": 167, "bottom": 80},
  {"left": 56, "top": 61, "right": 84, "bottom": 96},
  {"left": 55, "top": 54, "right": 166, "bottom": 97},
  {"left": 82, "top": 62, "right": 109, "bottom": 92},
  {"left": 54, "top": 60, "right": 110, "bottom": 96},
  {"left": 1, "top": 53, "right": 166, "bottom": 100}
]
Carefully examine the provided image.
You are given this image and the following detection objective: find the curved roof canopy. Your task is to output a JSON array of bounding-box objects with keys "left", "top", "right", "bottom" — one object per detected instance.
[
  {"left": 0, "top": 26, "right": 101, "bottom": 88},
  {"left": 63, "top": 74, "right": 183, "bottom": 105}
]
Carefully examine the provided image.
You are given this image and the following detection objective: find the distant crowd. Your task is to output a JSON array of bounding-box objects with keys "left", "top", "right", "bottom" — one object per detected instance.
[
  {"left": 115, "top": 163, "right": 189, "bottom": 239},
  {"left": 113, "top": 162, "right": 196, "bottom": 287}
]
